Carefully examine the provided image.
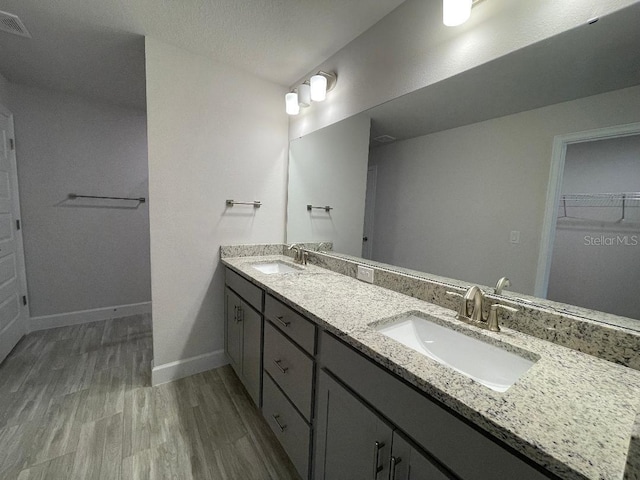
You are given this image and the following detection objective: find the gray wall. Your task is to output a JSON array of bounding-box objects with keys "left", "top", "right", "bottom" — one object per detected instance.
[
  {"left": 287, "top": 114, "right": 370, "bottom": 256},
  {"left": 8, "top": 84, "right": 151, "bottom": 318},
  {"left": 547, "top": 135, "right": 640, "bottom": 318},
  {"left": 289, "top": 0, "right": 636, "bottom": 138},
  {"left": 0, "top": 73, "right": 8, "bottom": 105},
  {"left": 145, "top": 38, "right": 288, "bottom": 382},
  {"left": 368, "top": 86, "right": 640, "bottom": 295}
]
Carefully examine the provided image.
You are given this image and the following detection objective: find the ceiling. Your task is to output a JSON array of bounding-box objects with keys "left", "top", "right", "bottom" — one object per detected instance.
[{"left": 0, "top": 0, "right": 405, "bottom": 110}]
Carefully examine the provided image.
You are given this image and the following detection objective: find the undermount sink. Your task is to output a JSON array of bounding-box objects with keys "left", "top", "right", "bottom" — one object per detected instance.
[
  {"left": 374, "top": 314, "right": 536, "bottom": 392},
  {"left": 251, "top": 261, "right": 302, "bottom": 274}
]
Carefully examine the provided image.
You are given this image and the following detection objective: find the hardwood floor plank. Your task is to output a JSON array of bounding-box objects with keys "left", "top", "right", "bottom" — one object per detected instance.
[
  {"left": 29, "top": 391, "right": 82, "bottom": 465},
  {"left": 70, "top": 415, "right": 107, "bottom": 479},
  {"left": 100, "top": 412, "right": 123, "bottom": 480},
  {"left": 122, "top": 387, "right": 152, "bottom": 458},
  {"left": 17, "top": 452, "right": 75, "bottom": 480}
]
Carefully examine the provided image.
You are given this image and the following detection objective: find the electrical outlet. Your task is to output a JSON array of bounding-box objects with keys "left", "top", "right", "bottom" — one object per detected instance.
[
  {"left": 510, "top": 230, "right": 520, "bottom": 244},
  {"left": 357, "top": 265, "right": 374, "bottom": 283}
]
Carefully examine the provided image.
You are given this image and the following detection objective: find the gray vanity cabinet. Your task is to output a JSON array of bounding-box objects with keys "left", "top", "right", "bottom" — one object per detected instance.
[
  {"left": 224, "top": 269, "right": 264, "bottom": 406},
  {"left": 314, "top": 369, "right": 452, "bottom": 480},
  {"left": 314, "top": 369, "right": 393, "bottom": 480}
]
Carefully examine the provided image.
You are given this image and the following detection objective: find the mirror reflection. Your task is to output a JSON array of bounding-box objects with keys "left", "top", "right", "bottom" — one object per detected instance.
[{"left": 286, "top": 3, "right": 640, "bottom": 328}]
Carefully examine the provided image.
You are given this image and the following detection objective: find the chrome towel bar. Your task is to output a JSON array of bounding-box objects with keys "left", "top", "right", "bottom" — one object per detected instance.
[
  {"left": 307, "top": 204, "right": 333, "bottom": 212},
  {"left": 226, "top": 200, "right": 261, "bottom": 208}
]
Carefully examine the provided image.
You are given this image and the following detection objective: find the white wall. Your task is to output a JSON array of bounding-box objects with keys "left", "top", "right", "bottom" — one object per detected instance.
[
  {"left": 547, "top": 135, "right": 640, "bottom": 318},
  {"left": 287, "top": 114, "right": 370, "bottom": 256},
  {"left": 369, "top": 86, "right": 640, "bottom": 295},
  {"left": 289, "top": 0, "right": 635, "bottom": 139},
  {"left": 145, "top": 37, "right": 288, "bottom": 383},
  {"left": 7, "top": 84, "right": 151, "bottom": 320}
]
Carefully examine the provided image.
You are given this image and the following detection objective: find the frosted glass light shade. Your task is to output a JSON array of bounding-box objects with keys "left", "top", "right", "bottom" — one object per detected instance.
[
  {"left": 298, "top": 83, "right": 311, "bottom": 107},
  {"left": 310, "top": 74, "right": 328, "bottom": 102},
  {"left": 443, "top": 0, "right": 472, "bottom": 26},
  {"left": 285, "top": 92, "right": 300, "bottom": 115}
]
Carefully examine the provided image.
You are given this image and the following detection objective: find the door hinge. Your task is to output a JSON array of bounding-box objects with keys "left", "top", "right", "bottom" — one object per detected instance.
[
  {"left": 22, "top": 295, "right": 27, "bottom": 306},
  {"left": 9, "top": 138, "right": 15, "bottom": 150},
  {"left": 16, "top": 219, "right": 20, "bottom": 230}
]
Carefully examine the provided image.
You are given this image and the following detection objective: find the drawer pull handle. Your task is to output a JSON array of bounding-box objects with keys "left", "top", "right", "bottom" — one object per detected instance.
[
  {"left": 235, "top": 306, "right": 243, "bottom": 323},
  {"left": 272, "top": 414, "right": 287, "bottom": 432},
  {"left": 389, "top": 456, "right": 402, "bottom": 480},
  {"left": 274, "top": 315, "right": 291, "bottom": 328},
  {"left": 372, "top": 441, "right": 385, "bottom": 478},
  {"left": 272, "top": 359, "right": 289, "bottom": 374}
]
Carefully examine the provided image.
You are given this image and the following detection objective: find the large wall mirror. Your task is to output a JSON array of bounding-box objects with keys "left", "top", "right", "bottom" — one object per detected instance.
[{"left": 286, "top": 3, "right": 640, "bottom": 330}]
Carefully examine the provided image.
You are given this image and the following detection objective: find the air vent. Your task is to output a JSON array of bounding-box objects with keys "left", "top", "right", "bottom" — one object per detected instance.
[
  {"left": 373, "top": 134, "right": 397, "bottom": 144},
  {"left": 0, "top": 11, "right": 31, "bottom": 38}
]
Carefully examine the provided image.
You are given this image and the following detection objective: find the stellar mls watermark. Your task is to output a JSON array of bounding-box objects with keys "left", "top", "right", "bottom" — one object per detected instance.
[{"left": 583, "top": 235, "right": 639, "bottom": 246}]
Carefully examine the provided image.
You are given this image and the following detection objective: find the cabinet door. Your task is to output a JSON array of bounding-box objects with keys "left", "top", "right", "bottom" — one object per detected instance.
[
  {"left": 314, "top": 369, "right": 393, "bottom": 480},
  {"left": 225, "top": 287, "right": 243, "bottom": 372},
  {"left": 390, "top": 433, "right": 454, "bottom": 480},
  {"left": 241, "top": 300, "right": 262, "bottom": 406}
]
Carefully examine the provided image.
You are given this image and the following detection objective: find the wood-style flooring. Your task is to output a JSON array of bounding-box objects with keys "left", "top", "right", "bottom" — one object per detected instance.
[{"left": 0, "top": 314, "right": 301, "bottom": 480}]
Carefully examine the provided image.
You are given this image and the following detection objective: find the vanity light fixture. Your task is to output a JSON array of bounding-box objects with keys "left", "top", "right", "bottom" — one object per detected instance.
[
  {"left": 298, "top": 82, "right": 311, "bottom": 107},
  {"left": 285, "top": 92, "right": 300, "bottom": 115},
  {"left": 443, "top": 0, "right": 472, "bottom": 26},
  {"left": 285, "top": 71, "right": 337, "bottom": 115}
]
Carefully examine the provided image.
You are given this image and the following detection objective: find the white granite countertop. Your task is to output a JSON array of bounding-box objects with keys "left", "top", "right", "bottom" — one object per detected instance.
[{"left": 222, "top": 254, "right": 640, "bottom": 480}]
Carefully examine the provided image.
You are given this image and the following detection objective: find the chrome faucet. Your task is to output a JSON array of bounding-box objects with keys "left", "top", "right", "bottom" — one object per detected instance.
[
  {"left": 447, "top": 284, "right": 519, "bottom": 332},
  {"left": 494, "top": 277, "right": 511, "bottom": 295},
  {"left": 462, "top": 286, "right": 484, "bottom": 322},
  {"left": 317, "top": 242, "right": 331, "bottom": 252},
  {"left": 287, "top": 243, "right": 308, "bottom": 265}
]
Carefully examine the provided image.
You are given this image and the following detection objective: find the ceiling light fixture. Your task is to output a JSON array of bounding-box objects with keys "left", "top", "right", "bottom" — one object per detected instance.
[
  {"left": 443, "top": 0, "right": 472, "bottom": 26},
  {"left": 285, "top": 71, "right": 337, "bottom": 115}
]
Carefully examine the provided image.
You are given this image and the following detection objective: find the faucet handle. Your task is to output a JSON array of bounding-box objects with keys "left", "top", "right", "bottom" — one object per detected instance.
[{"left": 487, "top": 304, "right": 518, "bottom": 332}]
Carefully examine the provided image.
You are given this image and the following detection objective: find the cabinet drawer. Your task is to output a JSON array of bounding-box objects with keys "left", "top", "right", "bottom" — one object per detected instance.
[
  {"left": 265, "top": 294, "right": 316, "bottom": 354},
  {"left": 264, "top": 321, "right": 314, "bottom": 421},
  {"left": 263, "top": 374, "right": 310, "bottom": 479},
  {"left": 226, "top": 268, "right": 263, "bottom": 312}
]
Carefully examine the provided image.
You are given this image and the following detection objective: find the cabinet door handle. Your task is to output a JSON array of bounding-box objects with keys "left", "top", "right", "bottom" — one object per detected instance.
[
  {"left": 236, "top": 306, "right": 243, "bottom": 323},
  {"left": 372, "top": 441, "right": 385, "bottom": 479},
  {"left": 389, "top": 456, "right": 402, "bottom": 480},
  {"left": 272, "top": 414, "right": 287, "bottom": 432},
  {"left": 272, "top": 359, "right": 288, "bottom": 374},
  {"left": 274, "top": 315, "right": 291, "bottom": 328}
]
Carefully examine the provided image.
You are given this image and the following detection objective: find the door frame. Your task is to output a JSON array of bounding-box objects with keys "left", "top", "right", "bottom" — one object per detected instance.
[
  {"left": 534, "top": 121, "right": 640, "bottom": 297},
  {"left": 0, "top": 103, "right": 30, "bottom": 345},
  {"left": 362, "top": 165, "right": 377, "bottom": 259}
]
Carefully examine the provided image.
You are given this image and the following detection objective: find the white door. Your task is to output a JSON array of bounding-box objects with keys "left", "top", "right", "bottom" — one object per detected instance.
[
  {"left": 0, "top": 106, "right": 29, "bottom": 364},
  {"left": 361, "top": 165, "right": 377, "bottom": 259}
]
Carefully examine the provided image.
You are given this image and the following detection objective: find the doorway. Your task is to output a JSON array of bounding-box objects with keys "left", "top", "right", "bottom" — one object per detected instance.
[{"left": 536, "top": 123, "right": 640, "bottom": 318}]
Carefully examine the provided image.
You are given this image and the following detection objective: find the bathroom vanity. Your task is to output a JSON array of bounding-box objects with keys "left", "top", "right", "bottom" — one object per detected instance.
[{"left": 222, "top": 246, "right": 640, "bottom": 480}]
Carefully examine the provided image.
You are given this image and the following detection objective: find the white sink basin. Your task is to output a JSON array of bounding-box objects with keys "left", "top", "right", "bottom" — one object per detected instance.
[
  {"left": 375, "top": 314, "right": 536, "bottom": 392},
  {"left": 252, "top": 261, "right": 302, "bottom": 274}
]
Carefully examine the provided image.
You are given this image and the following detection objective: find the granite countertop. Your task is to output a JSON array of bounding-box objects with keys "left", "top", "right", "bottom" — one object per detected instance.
[{"left": 222, "top": 254, "right": 640, "bottom": 480}]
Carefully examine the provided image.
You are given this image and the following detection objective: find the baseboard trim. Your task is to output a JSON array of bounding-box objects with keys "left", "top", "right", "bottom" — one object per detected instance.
[
  {"left": 29, "top": 301, "right": 152, "bottom": 332},
  {"left": 151, "top": 349, "right": 228, "bottom": 386}
]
